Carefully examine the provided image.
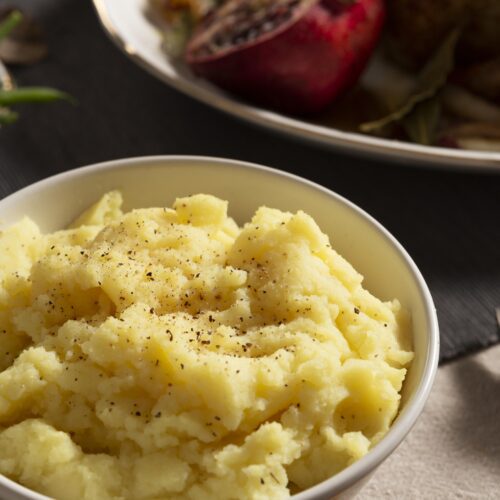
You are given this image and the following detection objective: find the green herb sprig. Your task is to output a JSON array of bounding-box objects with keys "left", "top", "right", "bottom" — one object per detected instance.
[{"left": 0, "top": 10, "right": 74, "bottom": 125}]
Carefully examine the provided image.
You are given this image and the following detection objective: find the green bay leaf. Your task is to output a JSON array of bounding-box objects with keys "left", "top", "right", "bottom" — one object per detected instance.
[
  {"left": 360, "top": 29, "right": 460, "bottom": 134},
  {"left": 402, "top": 96, "right": 441, "bottom": 145}
]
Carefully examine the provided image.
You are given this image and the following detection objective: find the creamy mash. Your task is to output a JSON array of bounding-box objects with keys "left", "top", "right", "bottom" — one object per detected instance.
[{"left": 0, "top": 193, "right": 413, "bottom": 499}]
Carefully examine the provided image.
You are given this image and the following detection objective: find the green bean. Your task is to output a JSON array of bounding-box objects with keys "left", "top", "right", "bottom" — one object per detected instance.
[
  {"left": 0, "top": 12, "right": 74, "bottom": 126},
  {"left": 0, "top": 107, "right": 18, "bottom": 125},
  {"left": 0, "top": 87, "right": 75, "bottom": 106},
  {"left": 0, "top": 10, "right": 22, "bottom": 41}
]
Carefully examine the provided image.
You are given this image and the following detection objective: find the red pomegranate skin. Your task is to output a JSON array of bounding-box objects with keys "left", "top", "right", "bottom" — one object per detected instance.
[{"left": 186, "top": 0, "right": 385, "bottom": 115}]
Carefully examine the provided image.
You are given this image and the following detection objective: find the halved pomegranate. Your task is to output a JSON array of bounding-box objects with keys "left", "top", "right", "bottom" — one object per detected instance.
[{"left": 186, "top": 0, "right": 385, "bottom": 114}]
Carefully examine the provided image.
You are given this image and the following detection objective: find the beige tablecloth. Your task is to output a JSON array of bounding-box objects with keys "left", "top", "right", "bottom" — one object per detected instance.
[{"left": 359, "top": 345, "right": 500, "bottom": 499}]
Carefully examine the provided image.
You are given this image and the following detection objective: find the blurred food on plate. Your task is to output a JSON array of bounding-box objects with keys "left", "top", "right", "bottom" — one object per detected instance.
[{"left": 149, "top": 0, "right": 500, "bottom": 151}]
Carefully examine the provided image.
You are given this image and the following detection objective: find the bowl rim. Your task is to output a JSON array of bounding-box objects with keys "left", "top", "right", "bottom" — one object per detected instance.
[{"left": 0, "top": 155, "right": 439, "bottom": 499}]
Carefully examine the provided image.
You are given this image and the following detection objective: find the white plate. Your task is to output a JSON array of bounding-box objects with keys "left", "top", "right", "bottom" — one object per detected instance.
[{"left": 93, "top": 0, "right": 500, "bottom": 172}]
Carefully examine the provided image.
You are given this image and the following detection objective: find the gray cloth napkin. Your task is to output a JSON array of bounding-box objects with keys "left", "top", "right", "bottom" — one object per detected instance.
[{"left": 359, "top": 344, "right": 500, "bottom": 499}]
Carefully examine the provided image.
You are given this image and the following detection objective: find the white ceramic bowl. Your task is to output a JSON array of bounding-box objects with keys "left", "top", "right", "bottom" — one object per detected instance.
[{"left": 0, "top": 156, "right": 439, "bottom": 500}]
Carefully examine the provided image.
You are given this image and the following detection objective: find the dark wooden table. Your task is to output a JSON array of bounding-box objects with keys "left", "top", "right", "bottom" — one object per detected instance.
[{"left": 2, "top": 0, "right": 499, "bottom": 362}]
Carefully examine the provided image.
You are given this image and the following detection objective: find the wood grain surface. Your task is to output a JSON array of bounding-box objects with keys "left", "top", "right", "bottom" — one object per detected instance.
[{"left": 1, "top": 0, "right": 499, "bottom": 363}]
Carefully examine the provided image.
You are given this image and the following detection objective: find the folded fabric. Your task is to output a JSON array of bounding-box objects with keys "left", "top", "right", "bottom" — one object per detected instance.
[{"left": 360, "top": 344, "right": 500, "bottom": 499}]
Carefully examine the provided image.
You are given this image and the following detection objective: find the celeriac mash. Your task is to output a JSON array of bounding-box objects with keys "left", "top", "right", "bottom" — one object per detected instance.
[{"left": 0, "top": 193, "right": 413, "bottom": 499}]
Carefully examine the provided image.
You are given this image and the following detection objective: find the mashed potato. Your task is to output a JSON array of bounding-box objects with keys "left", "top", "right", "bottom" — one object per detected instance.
[{"left": 0, "top": 193, "right": 413, "bottom": 499}]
